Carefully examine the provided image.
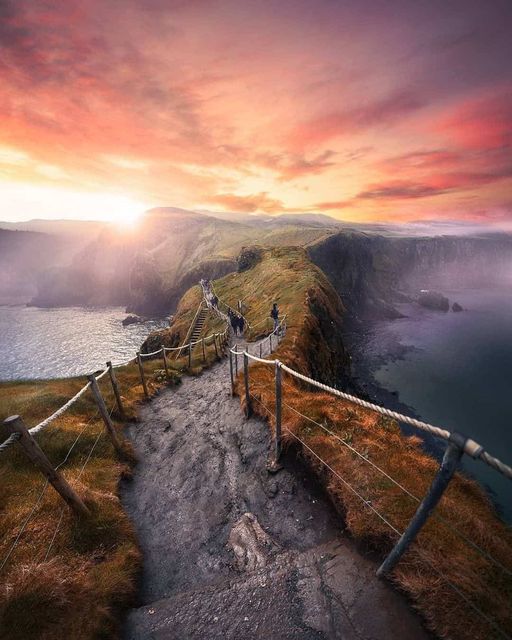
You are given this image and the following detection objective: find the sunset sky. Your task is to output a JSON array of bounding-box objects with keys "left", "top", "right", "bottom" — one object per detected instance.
[{"left": 1, "top": 0, "right": 511, "bottom": 225}]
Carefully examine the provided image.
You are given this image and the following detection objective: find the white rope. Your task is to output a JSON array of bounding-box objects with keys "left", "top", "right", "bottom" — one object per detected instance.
[
  {"left": 280, "top": 390, "right": 512, "bottom": 578},
  {"left": 94, "top": 368, "right": 110, "bottom": 380},
  {"left": 0, "top": 371, "right": 103, "bottom": 454},
  {"left": 286, "top": 423, "right": 511, "bottom": 639},
  {"left": 237, "top": 349, "right": 512, "bottom": 480},
  {"left": 140, "top": 348, "right": 163, "bottom": 358},
  {"left": 31, "top": 381, "right": 93, "bottom": 435}
]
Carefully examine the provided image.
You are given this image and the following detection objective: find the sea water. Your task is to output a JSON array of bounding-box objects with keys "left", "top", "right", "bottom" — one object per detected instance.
[
  {"left": 350, "top": 289, "right": 512, "bottom": 522},
  {"left": 0, "top": 305, "right": 168, "bottom": 381}
]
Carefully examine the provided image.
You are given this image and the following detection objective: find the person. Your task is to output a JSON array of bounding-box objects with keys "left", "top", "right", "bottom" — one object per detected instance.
[
  {"left": 238, "top": 314, "right": 245, "bottom": 335},
  {"left": 270, "top": 303, "right": 279, "bottom": 332},
  {"left": 211, "top": 295, "right": 218, "bottom": 309},
  {"left": 228, "top": 309, "right": 237, "bottom": 334}
]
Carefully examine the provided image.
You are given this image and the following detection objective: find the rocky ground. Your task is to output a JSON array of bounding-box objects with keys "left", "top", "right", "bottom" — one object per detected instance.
[{"left": 121, "top": 339, "right": 431, "bottom": 639}]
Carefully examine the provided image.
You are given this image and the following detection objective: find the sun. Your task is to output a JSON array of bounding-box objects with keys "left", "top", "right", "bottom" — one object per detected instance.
[{"left": 0, "top": 181, "right": 148, "bottom": 226}]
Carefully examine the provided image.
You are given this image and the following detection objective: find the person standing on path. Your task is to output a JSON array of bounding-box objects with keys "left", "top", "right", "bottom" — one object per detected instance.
[
  {"left": 271, "top": 303, "right": 279, "bottom": 332},
  {"left": 238, "top": 314, "right": 245, "bottom": 336}
]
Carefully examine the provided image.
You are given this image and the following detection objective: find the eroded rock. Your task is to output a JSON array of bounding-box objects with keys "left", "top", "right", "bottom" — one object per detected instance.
[{"left": 227, "top": 512, "right": 276, "bottom": 572}]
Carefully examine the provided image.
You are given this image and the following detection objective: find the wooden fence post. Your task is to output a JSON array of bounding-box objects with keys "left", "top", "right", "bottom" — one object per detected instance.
[
  {"left": 377, "top": 435, "right": 465, "bottom": 577},
  {"left": 202, "top": 338, "right": 206, "bottom": 362},
  {"left": 88, "top": 375, "right": 125, "bottom": 457},
  {"left": 269, "top": 334, "right": 273, "bottom": 352},
  {"left": 259, "top": 342, "right": 263, "bottom": 358},
  {"left": 229, "top": 348, "right": 235, "bottom": 395},
  {"left": 162, "top": 346, "right": 169, "bottom": 377},
  {"left": 243, "top": 352, "right": 252, "bottom": 417},
  {"left": 235, "top": 349, "right": 238, "bottom": 375},
  {"left": 106, "top": 361, "right": 125, "bottom": 419},
  {"left": 136, "top": 352, "right": 149, "bottom": 398},
  {"left": 275, "top": 361, "right": 282, "bottom": 460},
  {"left": 188, "top": 343, "right": 192, "bottom": 369},
  {"left": 214, "top": 334, "right": 219, "bottom": 358},
  {"left": 2, "top": 415, "right": 89, "bottom": 516}
]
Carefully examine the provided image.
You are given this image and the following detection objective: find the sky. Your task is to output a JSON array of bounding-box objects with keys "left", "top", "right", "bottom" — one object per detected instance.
[{"left": 0, "top": 0, "right": 511, "bottom": 225}]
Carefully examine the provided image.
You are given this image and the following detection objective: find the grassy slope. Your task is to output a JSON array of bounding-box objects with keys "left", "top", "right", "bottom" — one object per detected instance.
[
  {"left": 207, "top": 247, "right": 512, "bottom": 640},
  {"left": 0, "top": 339, "right": 223, "bottom": 639}
]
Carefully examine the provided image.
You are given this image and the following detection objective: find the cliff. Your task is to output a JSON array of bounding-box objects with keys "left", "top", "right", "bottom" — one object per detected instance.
[
  {"left": 164, "top": 245, "right": 512, "bottom": 640},
  {"left": 23, "top": 209, "right": 337, "bottom": 315},
  {"left": 308, "top": 231, "right": 512, "bottom": 320}
]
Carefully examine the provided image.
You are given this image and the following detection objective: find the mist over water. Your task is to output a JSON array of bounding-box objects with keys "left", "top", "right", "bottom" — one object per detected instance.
[
  {"left": 348, "top": 289, "right": 512, "bottom": 522},
  {"left": 0, "top": 306, "right": 168, "bottom": 381}
]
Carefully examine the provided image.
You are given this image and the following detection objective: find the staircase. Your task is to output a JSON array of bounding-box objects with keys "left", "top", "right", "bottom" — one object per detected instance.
[
  {"left": 190, "top": 305, "right": 208, "bottom": 343},
  {"left": 176, "top": 302, "right": 209, "bottom": 358}
]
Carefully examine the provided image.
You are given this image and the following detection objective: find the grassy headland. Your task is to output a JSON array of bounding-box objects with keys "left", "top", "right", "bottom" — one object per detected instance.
[
  {"left": 0, "top": 339, "right": 222, "bottom": 639},
  {"left": 203, "top": 246, "right": 512, "bottom": 640}
]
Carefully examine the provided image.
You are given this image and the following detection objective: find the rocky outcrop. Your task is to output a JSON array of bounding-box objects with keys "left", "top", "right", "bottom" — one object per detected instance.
[
  {"left": 122, "top": 315, "right": 144, "bottom": 326},
  {"left": 308, "top": 231, "right": 512, "bottom": 320},
  {"left": 237, "top": 246, "right": 263, "bottom": 272},
  {"left": 452, "top": 302, "right": 463, "bottom": 312},
  {"left": 418, "top": 290, "right": 449, "bottom": 312}
]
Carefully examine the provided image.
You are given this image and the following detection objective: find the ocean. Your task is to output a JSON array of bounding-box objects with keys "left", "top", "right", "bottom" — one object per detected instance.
[
  {"left": 0, "top": 306, "right": 168, "bottom": 381},
  {"left": 347, "top": 289, "right": 512, "bottom": 522}
]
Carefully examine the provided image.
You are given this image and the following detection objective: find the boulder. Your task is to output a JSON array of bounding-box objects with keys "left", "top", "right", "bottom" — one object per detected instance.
[
  {"left": 452, "top": 302, "right": 463, "bottom": 312},
  {"left": 418, "top": 290, "right": 449, "bottom": 312},
  {"left": 122, "top": 314, "right": 143, "bottom": 326}
]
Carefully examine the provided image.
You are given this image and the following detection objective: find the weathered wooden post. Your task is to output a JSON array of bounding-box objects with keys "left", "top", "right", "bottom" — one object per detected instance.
[
  {"left": 136, "top": 352, "right": 149, "bottom": 398},
  {"left": 106, "top": 361, "right": 125, "bottom": 419},
  {"left": 188, "top": 343, "right": 192, "bottom": 369},
  {"left": 275, "top": 361, "right": 282, "bottom": 460},
  {"left": 2, "top": 416, "right": 89, "bottom": 516},
  {"left": 269, "top": 334, "right": 273, "bottom": 352},
  {"left": 229, "top": 348, "right": 235, "bottom": 395},
  {"left": 202, "top": 337, "right": 206, "bottom": 362},
  {"left": 213, "top": 334, "right": 219, "bottom": 358},
  {"left": 161, "top": 346, "right": 169, "bottom": 377},
  {"left": 235, "top": 349, "right": 238, "bottom": 375},
  {"left": 377, "top": 432, "right": 472, "bottom": 577},
  {"left": 88, "top": 375, "right": 125, "bottom": 457},
  {"left": 243, "top": 352, "right": 252, "bottom": 417},
  {"left": 259, "top": 342, "right": 263, "bottom": 358}
]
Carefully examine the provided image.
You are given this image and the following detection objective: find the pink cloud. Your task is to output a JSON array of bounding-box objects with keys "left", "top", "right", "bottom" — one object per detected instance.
[{"left": 435, "top": 87, "right": 512, "bottom": 150}]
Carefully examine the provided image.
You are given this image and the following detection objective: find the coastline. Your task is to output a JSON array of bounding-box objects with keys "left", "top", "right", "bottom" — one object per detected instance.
[{"left": 342, "top": 296, "right": 512, "bottom": 523}]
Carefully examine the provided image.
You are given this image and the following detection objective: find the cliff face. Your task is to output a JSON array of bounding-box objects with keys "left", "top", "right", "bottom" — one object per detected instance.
[
  {"left": 24, "top": 209, "right": 337, "bottom": 315},
  {"left": 196, "top": 246, "right": 512, "bottom": 640},
  {"left": 0, "top": 229, "right": 94, "bottom": 305},
  {"left": 308, "top": 231, "right": 512, "bottom": 319}
]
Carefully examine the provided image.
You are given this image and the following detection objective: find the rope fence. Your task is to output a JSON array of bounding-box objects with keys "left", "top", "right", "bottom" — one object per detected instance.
[
  {"left": 0, "top": 291, "right": 239, "bottom": 577},
  {"left": 3, "top": 273, "right": 510, "bottom": 638},
  {"left": 228, "top": 343, "right": 512, "bottom": 640}
]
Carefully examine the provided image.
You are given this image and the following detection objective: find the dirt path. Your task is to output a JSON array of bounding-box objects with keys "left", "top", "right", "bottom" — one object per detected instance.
[{"left": 121, "top": 341, "right": 431, "bottom": 639}]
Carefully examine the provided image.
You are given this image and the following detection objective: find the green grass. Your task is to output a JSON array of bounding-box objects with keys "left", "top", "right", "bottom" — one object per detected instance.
[
  {"left": 210, "top": 246, "right": 512, "bottom": 640},
  {"left": 0, "top": 334, "right": 226, "bottom": 640}
]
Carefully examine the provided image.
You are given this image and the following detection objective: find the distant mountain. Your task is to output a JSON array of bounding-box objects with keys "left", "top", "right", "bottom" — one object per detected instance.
[
  {"left": 23, "top": 207, "right": 337, "bottom": 314},
  {"left": 0, "top": 218, "right": 107, "bottom": 237},
  {"left": 6, "top": 207, "right": 507, "bottom": 316}
]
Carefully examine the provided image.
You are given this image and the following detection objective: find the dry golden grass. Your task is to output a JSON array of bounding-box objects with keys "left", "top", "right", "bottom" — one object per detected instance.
[
  {"left": 224, "top": 247, "right": 512, "bottom": 640},
  {"left": 0, "top": 334, "right": 226, "bottom": 640}
]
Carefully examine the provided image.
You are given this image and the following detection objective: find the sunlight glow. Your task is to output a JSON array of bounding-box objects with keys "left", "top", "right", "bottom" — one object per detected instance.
[{"left": 0, "top": 181, "right": 147, "bottom": 224}]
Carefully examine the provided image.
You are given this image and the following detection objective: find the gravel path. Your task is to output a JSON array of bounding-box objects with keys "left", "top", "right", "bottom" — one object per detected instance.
[{"left": 121, "top": 340, "right": 431, "bottom": 639}]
